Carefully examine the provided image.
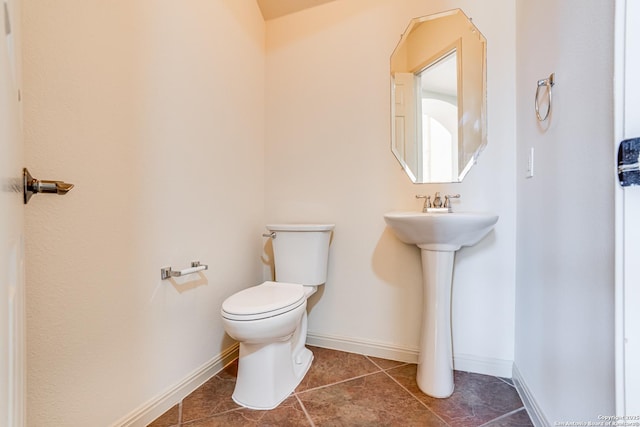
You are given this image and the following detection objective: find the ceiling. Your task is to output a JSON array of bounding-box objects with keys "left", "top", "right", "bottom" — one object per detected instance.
[{"left": 256, "top": 0, "right": 337, "bottom": 20}]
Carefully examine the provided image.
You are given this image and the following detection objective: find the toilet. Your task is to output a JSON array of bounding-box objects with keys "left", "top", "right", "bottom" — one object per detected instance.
[{"left": 221, "top": 223, "right": 334, "bottom": 410}]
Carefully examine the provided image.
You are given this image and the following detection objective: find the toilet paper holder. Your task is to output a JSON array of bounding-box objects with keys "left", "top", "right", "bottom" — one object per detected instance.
[{"left": 161, "top": 261, "right": 208, "bottom": 280}]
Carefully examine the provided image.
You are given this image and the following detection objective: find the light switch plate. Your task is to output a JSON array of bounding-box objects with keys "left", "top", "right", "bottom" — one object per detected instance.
[{"left": 526, "top": 147, "right": 534, "bottom": 178}]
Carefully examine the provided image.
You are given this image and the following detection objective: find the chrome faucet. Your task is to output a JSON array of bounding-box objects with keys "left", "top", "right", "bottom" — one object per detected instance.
[
  {"left": 416, "top": 192, "right": 461, "bottom": 213},
  {"left": 432, "top": 192, "right": 443, "bottom": 208}
]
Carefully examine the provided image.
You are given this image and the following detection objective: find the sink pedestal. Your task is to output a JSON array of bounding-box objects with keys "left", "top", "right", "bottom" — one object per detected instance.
[
  {"left": 382, "top": 211, "right": 499, "bottom": 399},
  {"left": 417, "top": 249, "right": 455, "bottom": 398}
]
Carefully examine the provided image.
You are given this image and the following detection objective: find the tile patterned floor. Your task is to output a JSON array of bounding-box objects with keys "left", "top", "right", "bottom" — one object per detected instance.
[{"left": 148, "top": 346, "right": 533, "bottom": 427}]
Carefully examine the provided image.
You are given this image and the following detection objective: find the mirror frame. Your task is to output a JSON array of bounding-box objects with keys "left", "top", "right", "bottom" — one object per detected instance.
[{"left": 390, "top": 9, "right": 487, "bottom": 184}]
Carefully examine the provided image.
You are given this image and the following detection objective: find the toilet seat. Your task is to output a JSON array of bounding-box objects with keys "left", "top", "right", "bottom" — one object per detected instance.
[{"left": 221, "top": 281, "right": 305, "bottom": 321}]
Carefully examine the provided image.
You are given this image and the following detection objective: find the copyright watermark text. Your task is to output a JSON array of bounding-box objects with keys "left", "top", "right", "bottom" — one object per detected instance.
[{"left": 555, "top": 415, "right": 640, "bottom": 427}]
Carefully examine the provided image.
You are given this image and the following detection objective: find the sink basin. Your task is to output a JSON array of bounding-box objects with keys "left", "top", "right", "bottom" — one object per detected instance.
[{"left": 383, "top": 211, "right": 499, "bottom": 251}]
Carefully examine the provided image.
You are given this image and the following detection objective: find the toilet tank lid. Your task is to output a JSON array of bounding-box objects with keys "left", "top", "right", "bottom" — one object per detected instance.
[{"left": 266, "top": 224, "right": 335, "bottom": 232}]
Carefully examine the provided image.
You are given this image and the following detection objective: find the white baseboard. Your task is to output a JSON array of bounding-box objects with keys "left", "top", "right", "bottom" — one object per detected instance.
[
  {"left": 306, "top": 331, "right": 419, "bottom": 364},
  {"left": 453, "top": 353, "right": 513, "bottom": 378},
  {"left": 512, "top": 363, "right": 550, "bottom": 427},
  {"left": 110, "top": 344, "right": 239, "bottom": 427},
  {"left": 306, "top": 332, "right": 513, "bottom": 378}
]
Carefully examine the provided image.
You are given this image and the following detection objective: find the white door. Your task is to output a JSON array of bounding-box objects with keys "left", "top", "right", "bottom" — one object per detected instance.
[
  {"left": 1, "top": 0, "right": 25, "bottom": 425},
  {"left": 617, "top": 0, "right": 640, "bottom": 416},
  {"left": 623, "top": 0, "right": 640, "bottom": 415},
  {"left": 393, "top": 73, "right": 418, "bottom": 180}
]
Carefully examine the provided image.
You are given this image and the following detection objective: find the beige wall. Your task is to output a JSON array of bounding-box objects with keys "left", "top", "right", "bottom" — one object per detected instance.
[
  {"left": 515, "top": 0, "right": 615, "bottom": 422},
  {"left": 19, "top": 0, "right": 620, "bottom": 423},
  {"left": 265, "top": 0, "right": 517, "bottom": 371},
  {"left": 22, "top": 1, "right": 265, "bottom": 425},
  {"left": 21, "top": 0, "right": 524, "bottom": 423}
]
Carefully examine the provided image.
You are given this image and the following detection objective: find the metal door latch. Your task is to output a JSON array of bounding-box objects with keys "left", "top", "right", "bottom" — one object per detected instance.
[
  {"left": 23, "top": 167, "right": 74, "bottom": 204},
  {"left": 618, "top": 138, "right": 640, "bottom": 187}
]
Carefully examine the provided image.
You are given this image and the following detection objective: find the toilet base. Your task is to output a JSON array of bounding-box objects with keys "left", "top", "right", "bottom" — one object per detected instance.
[{"left": 232, "top": 341, "right": 313, "bottom": 410}]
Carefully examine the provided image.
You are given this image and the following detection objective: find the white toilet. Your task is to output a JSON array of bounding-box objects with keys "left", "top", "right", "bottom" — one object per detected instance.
[{"left": 221, "top": 223, "right": 334, "bottom": 410}]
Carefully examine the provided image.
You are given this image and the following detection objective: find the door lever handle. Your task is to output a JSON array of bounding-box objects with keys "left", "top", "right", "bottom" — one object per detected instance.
[{"left": 23, "top": 168, "right": 74, "bottom": 204}]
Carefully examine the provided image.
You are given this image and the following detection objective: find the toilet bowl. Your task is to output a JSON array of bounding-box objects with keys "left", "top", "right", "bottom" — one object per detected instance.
[{"left": 220, "top": 224, "right": 334, "bottom": 410}]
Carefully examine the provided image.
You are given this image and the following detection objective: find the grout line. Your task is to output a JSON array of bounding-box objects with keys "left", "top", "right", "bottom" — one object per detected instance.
[
  {"left": 364, "top": 355, "right": 409, "bottom": 372},
  {"left": 380, "top": 369, "right": 451, "bottom": 427},
  {"left": 496, "top": 376, "right": 516, "bottom": 388},
  {"left": 363, "top": 355, "right": 386, "bottom": 371},
  {"left": 477, "top": 407, "right": 525, "bottom": 427},
  {"left": 294, "top": 370, "right": 383, "bottom": 395},
  {"left": 294, "top": 394, "right": 317, "bottom": 427},
  {"left": 178, "top": 401, "right": 183, "bottom": 426},
  {"left": 181, "top": 406, "right": 247, "bottom": 425}
]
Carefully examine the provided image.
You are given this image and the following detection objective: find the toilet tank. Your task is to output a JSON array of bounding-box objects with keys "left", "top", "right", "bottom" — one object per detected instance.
[{"left": 266, "top": 224, "right": 334, "bottom": 286}]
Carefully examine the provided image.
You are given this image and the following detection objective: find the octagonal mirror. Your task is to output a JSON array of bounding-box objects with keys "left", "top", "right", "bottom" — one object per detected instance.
[{"left": 391, "top": 9, "right": 487, "bottom": 183}]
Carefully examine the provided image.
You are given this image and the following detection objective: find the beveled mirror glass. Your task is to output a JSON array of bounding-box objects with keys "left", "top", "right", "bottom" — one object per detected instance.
[{"left": 391, "top": 9, "right": 487, "bottom": 183}]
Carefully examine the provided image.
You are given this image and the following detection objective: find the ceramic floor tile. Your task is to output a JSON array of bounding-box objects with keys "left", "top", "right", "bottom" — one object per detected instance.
[
  {"left": 295, "top": 346, "right": 380, "bottom": 392},
  {"left": 483, "top": 408, "right": 534, "bottom": 427},
  {"left": 146, "top": 404, "right": 179, "bottom": 427},
  {"left": 181, "top": 361, "right": 240, "bottom": 423},
  {"left": 366, "top": 355, "right": 407, "bottom": 370},
  {"left": 298, "top": 371, "right": 447, "bottom": 426},
  {"left": 497, "top": 377, "right": 515, "bottom": 386},
  {"left": 181, "top": 396, "right": 311, "bottom": 427},
  {"left": 387, "top": 364, "right": 525, "bottom": 427},
  {"left": 147, "top": 347, "right": 535, "bottom": 427}
]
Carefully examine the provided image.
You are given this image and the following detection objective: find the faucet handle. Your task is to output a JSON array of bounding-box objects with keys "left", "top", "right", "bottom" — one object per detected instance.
[
  {"left": 444, "top": 194, "right": 461, "bottom": 208},
  {"left": 415, "top": 194, "right": 431, "bottom": 212}
]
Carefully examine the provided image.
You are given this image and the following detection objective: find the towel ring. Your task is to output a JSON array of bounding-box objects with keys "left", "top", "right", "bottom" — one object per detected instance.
[{"left": 535, "top": 73, "right": 555, "bottom": 122}]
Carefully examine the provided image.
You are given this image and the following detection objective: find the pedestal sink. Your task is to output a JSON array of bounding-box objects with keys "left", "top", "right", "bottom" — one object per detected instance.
[{"left": 383, "top": 211, "right": 499, "bottom": 398}]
